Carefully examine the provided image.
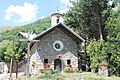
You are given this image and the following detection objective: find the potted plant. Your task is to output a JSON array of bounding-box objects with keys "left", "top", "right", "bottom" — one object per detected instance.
[
  {"left": 39, "top": 67, "right": 49, "bottom": 73},
  {"left": 64, "top": 67, "right": 73, "bottom": 73},
  {"left": 39, "top": 67, "right": 44, "bottom": 73},
  {"left": 99, "top": 61, "right": 109, "bottom": 69}
]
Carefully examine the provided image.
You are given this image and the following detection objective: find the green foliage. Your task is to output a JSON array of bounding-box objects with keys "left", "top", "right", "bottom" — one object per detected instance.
[
  {"left": 50, "top": 69, "right": 58, "bottom": 74},
  {"left": 105, "top": 7, "right": 120, "bottom": 76},
  {"left": 2, "top": 40, "right": 23, "bottom": 61},
  {"left": 65, "top": 0, "right": 109, "bottom": 39},
  {"left": 87, "top": 38, "right": 120, "bottom": 76},
  {"left": 38, "top": 69, "right": 63, "bottom": 80},
  {"left": 106, "top": 13, "right": 120, "bottom": 41},
  {"left": 43, "top": 71, "right": 52, "bottom": 79},
  {"left": 65, "top": 0, "right": 120, "bottom": 77},
  {"left": 4, "top": 43, "right": 15, "bottom": 60},
  {"left": 87, "top": 39, "right": 104, "bottom": 71},
  {"left": 0, "top": 17, "right": 51, "bottom": 41},
  {"left": 0, "top": 44, "right": 7, "bottom": 61},
  {"left": 0, "top": 17, "right": 51, "bottom": 61}
]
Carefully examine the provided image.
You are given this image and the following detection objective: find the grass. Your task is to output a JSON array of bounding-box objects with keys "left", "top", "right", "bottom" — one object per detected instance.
[
  {"left": 61, "top": 72, "right": 120, "bottom": 80},
  {"left": 16, "top": 72, "right": 120, "bottom": 80}
]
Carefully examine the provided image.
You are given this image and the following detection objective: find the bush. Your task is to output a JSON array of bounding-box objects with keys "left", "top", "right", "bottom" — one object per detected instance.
[
  {"left": 50, "top": 69, "right": 58, "bottom": 74},
  {"left": 43, "top": 70, "right": 52, "bottom": 79},
  {"left": 98, "top": 61, "right": 108, "bottom": 69},
  {"left": 37, "top": 69, "right": 65, "bottom": 80}
]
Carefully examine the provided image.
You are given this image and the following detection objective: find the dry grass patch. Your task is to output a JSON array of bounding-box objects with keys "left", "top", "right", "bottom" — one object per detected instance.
[{"left": 16, "top": 72, "right": 120, "bottom": 80}]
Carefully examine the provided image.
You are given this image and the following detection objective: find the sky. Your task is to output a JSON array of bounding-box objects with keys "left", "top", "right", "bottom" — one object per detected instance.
[{"left": 0, "top": 0, "right": 73, "bottom": 26}]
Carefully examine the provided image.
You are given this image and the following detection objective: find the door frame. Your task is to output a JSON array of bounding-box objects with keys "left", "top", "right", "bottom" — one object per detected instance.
[{"left": 54, "top": 59, "right": 62, "bottom": 72}]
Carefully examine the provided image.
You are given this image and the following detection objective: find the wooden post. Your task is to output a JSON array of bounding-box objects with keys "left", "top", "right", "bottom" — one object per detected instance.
[
  {"left": 16, "top": 60, "right": 18, "bottom": 78},
  {"left": 84, "top": 39, "right": 87, "bottom": 71},
  {"left": 80, "top": 56, "right": 82, "bottom": 72},
  {"left": 26, "top": 41, "right": 30, "bottom": 78},
  {"left": 10, "top": 58, "right": 13, "bottom": 80}
]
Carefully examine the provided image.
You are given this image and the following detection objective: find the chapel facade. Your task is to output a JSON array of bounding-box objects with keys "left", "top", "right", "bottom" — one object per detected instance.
[{"left": 29, "top": 12, "right": 84, "bottom": 72}]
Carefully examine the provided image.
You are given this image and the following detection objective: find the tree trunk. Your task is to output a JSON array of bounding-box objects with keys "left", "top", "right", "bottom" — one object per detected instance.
[
  {"left": 16, "top": 60, "right": 18, "bottom": 78},
  {"left": 10, "top": 58, "right": 13, "bottom": 80},
  {"left": 96, "top": 7, "right": 103, "bottom": 40}
]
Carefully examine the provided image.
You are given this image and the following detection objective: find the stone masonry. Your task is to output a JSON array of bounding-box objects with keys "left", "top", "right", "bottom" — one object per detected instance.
[{"left": 30, "top": 28, "right": 78, "bottom": 72}]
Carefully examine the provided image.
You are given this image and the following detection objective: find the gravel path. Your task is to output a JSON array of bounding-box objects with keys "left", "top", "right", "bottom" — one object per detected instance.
[
  {"left": 0, "top": 73, "right": 9, "bottom": 80},
  {"left": 0, "top": 73, "right": 24, "bottom": 80}
]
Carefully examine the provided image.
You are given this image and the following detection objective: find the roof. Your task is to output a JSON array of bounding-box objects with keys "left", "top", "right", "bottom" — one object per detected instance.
[
  {"left": 34, "top": 23, "right": 85, "bottom": 43},
  {"left": 18, "top": 32, "right": 37, "bottom": 40},
  {"left": 51, "top": 12, "right": 63, "bottom": 17}
]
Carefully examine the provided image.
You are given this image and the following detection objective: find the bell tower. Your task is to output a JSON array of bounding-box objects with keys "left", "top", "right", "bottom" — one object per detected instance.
[{"left": 51, "top": 10, "right": 64, "bottom": 27}]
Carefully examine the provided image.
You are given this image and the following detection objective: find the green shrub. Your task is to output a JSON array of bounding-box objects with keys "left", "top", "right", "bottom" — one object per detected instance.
[
  {"left": 16, "top": 78, "right": 23, "bottom": 80},
  {"left": 50, "top": 69, "right": 58, "bottom": 74},
  {"left": 44, "top": 70, "right": 52, "bottom": 79}
]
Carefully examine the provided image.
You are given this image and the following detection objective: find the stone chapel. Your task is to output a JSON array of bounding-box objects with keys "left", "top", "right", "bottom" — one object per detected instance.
[{"left": 29, "top": 12, "right": 85, "bottom": 72}]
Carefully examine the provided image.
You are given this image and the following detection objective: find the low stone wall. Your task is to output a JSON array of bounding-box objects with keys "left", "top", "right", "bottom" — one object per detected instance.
[
  {"left": 0, "top": 62, "right": 10, "bottom": 73},
  {"left": 0, "top": 60, "right": 27, "bottom": 74},
  {"left": 18, "top": 59, "right": 27, "bottom": 72},
  {"left": 0, "top": 62, "right": 4, "bottom": 73}
]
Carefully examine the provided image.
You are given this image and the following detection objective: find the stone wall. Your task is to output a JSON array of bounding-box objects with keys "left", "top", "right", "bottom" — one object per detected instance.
[
  {"left": 0, "top": 60, "right": 27, "bottom": 74},
  {"left": 30, "top": 28, "right": 78, "bottom": 71},
  {"left": 0, "top": 62, "right": 5, "bottom": 73}
]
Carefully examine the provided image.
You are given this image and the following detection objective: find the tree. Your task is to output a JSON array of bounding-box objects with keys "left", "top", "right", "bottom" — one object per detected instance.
[
  {"left": 105, "top": 6, "right": 120, "bottom": 76},
  {"left": 0, "top": 45, "right": 7, "bottom": 61},
  {"left": 65, "top": 0, "right": 109, "bottom": 40},
  {"left": 87, "top": 39, "right": 105, "bottom": 72},
  {"left": 87, "top": 5, "right": 120, "bottom": 76},
  {"left": 3, "top": 41, "right": 21, "bottom": 61}
]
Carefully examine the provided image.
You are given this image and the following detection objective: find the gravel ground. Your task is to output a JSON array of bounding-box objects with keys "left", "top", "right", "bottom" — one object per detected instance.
[{"left": 0, "top": 72, "right": 24, "bottom": 80}]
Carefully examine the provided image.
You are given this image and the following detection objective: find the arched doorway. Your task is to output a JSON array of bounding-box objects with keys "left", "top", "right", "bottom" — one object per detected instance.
[
  {"left": 54, "top": 59, "right": 62, "bottom": 72},
  {"left": 82, "top": 64, "right": 86, "bottom": 71}
]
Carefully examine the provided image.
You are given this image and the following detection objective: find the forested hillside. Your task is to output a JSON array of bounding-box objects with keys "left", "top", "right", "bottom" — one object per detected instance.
[
  {"left": 0, "top": 26, "right": 15, "bottom": 33},
  {"left": 0, "top": 17, "right": 51, "bottom": 61},
  {"left": 0, "top": 17, "right": 51, "bottom": 41}
]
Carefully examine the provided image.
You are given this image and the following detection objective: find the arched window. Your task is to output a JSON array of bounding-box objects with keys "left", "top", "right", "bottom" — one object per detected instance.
[{"left": 56, "top": 16, "right": 60, "bottom": 23}]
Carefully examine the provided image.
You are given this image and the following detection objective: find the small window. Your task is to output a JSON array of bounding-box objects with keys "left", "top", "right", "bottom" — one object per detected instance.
[
  {"left": 57, "top": 18, "right": 59, "bottom": 23},
  {"left": 56, "top": 16, "right": 60, "bottom": 23},
  {"left": 44, "top": 59, "right": 48, "bottom": 63},
  {"left": 67, "top": 60, "right": 71, "bottom": 64}
]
